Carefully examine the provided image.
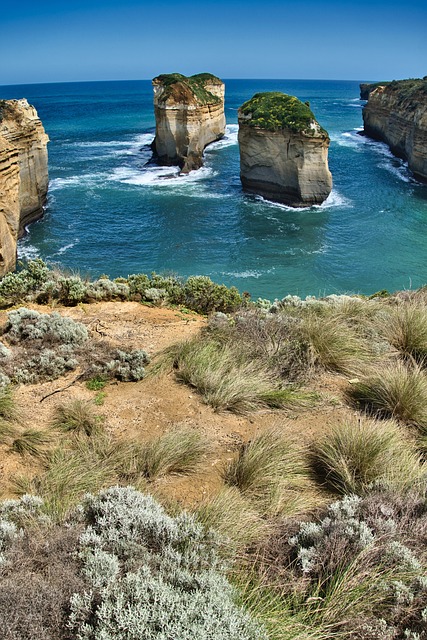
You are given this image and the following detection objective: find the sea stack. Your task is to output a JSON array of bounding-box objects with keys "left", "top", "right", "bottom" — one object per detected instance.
[
  {"left": 238, "top": 92, "right": 332, "bottom": 206},
  {"left": 152, "top": 73, "right": 225, "bottom": 173},
  {"left": 0, "top": 99, "right": 49, "bottom": 275},
  {"left": 362, "top": 78, "right": 427, "bottom": 182}
]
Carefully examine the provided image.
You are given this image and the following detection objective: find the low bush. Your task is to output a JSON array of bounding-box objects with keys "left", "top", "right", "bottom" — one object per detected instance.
[
  {"left": 310, "top": 418, "right": 427, "bottom": 495},
  {"left": 11, "top": 429, "right": 50, "bottom": 457},
  {"left": 347, "top": 361, "right": 427, "bottom": 432},
  {"left": 3, "top": 308, "right": 88, "bottom": 346},
  {"left": 141, "top": 428, "right": 209, "bottom": 479},
  {"left": 379, "top": 302, "right": 427, "bottom": 363}
]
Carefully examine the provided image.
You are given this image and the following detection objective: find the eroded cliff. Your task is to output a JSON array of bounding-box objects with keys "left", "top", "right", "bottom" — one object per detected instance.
[
  {"left": 152, "top": 73, "right": 225, "bottom": 173},
  {"left": 362, "top": 78, "right": 427, "bottom": 182},
  {"left": 0, "top": 99, "right": 49, "bottom": 275},
  {"left": 238, "top": 92, "right": 332, "bottom": 207}
]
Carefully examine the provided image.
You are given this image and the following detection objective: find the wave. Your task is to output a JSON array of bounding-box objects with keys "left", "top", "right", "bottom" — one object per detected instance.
[
  {"left": 219, "top": 267, "right": 276, "bottom": 279},
  {"left": 17, "top": 239, "right": 40, "bottom": 260},
  {"left": 49, "top": 173, "right": 109, "bottom": 190},
  {"left": 109, "top": 165, "right": 215, "bottom": 187},
  {"left": 56, "top": 240, "right": 79, "bottom": 255},
  {"left": 253, "top": 188, "right": 352, "bottom": 212},
  {"left": 206, "top": 124, "right": 239, "bottom": 151}
]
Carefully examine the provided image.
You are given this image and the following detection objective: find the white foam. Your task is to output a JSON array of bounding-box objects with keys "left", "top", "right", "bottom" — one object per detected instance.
[
  {"left": 252, "top": 188, "right": 351, "bottom": 211},
  {"left": 378, "top": 160, "right": 412, "bottom": 183},
  {"left": 109, "top": 164, "right": 215, "bottom": 187},
  {"left": 56, "top": 240, "right": 79, "bottom": 255},
  {"left": 219, "top": 267, "right": 276, "bottom": 279},
  {"left": 49, "top": 173, "right": 109, "bottom": 190},
  {"left": 17, "top": 240, "right": 40, "bottom": 260},
  {"left": 206, "top": 124, "right": 239, "bottom": 151}
]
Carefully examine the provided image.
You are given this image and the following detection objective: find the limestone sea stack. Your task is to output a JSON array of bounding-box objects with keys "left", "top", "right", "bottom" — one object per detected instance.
[
  {"left": 362, "top": 78, "right": 427, "bottom": 182},
  {"left": 238, "top": 92, "right": 332, "bottom": 206},
  {"left": 152, "top": 73, "right": 225, "bottom": 173},
  {"left": 0, "top": 99, "right": 49, "bottom": 275}
]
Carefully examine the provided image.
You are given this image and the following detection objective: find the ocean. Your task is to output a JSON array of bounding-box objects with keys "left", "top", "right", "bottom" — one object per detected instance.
[{"left": 1, "top": 79, "right": 426, "bottom": 300}]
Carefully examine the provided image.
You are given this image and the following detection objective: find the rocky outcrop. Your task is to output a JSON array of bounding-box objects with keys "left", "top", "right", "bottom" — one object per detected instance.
[
  {"left": 360, "top": 82, "right": 390, "bottom": 100},
  {"left": 238, "top": 92, "right": 332, "bottom": 207},
  {"left": 152, "top": 73, "right": 225, "bottom": 173},
  {"left": 0, "top": 99, "right": 49, "bottom": 275},
  {"left": 362, "top": 78, "right": 427, "bottom": 182}
]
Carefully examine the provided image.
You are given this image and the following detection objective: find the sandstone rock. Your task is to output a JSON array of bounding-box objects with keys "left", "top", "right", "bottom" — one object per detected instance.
[
  {"left": 360, "top": 82, "right": 391, "bottom": 100},
  {"left": 362, "top": 78, "right": 427, "bottom": 182},
  {"left": 0, "top": 99, "right": 49, "bottom": 275},
  {"left": 152, "top": 73, "right": 225, "bottom": 173},
  {"left": 238, "top": 92, "right": 332, "bottom": 207}
]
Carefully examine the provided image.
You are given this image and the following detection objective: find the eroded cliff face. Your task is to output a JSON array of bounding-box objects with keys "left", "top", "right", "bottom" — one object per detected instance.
[
  {"left": 362, "top": 79, "right": 427, "bottom": 182},
  {"left": 0, "top": 99, "right": 49, "bottom": 275},
  {"left": 152, "top": 73, "right": 225, "bottom": 173},
  {"left": 238, "top": 93, "right": 332, "bottom": 207}
]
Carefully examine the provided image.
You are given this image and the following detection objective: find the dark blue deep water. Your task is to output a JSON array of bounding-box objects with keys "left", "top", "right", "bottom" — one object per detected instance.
[{"left": 1, "top": 79, "right": 427, "bottom": 299}]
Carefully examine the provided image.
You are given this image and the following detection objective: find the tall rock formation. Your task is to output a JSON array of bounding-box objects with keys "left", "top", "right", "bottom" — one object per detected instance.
[
  {"left": 238, "top": 92, "right": 332, "bottom": 207},
  {"left": 0, "top": 99, "right": 49, "bottom": 275},
  {"left": 152, "top": 73, "right": 225, "bottom": 173},
  {"left": 362, "top": 78, "right": 427, "bottom": 182}
]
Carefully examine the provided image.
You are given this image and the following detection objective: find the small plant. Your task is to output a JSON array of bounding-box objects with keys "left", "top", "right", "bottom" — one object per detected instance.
[
  {"left": 4, "top": 307, "right": 88, "bottom": 346},
  {"left": 380, "top": 302, "right": 427, "bottom": 363},
  {"left": 347, "top": 361, "right": 427, "bottom": 432},
  {"left": 50, "top": 399, "right": 102, "bottom": 437},
  {"left": 94, "top": 392, "right": 106, "bottom": 406},
  {"left": 0, "top": 386, "right": 16, "bottom": 421},
  {"left": 86, "top": 375, "right": 107, "bottom": 391},
  {"left": 310, "top": 418, "right": 427, "bottom": 494}
]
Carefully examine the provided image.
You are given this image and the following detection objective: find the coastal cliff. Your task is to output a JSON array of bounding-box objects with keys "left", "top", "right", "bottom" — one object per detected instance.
[
  {"left": 0, "top": 99, "right": 49, "bottom": 275},
  {"left": 362, "top": 78, "right": 427, "bottom": 182},
  {"left": 152, "top": 73, "right": 225, "bottom": 173},
  {"left": 238, "top": 92, "right": 332, "bottom": 206}
]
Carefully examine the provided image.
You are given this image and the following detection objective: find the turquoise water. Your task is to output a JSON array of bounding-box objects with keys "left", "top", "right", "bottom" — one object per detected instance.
[{"left": 1, "top": 79, "right": 426, "bottom": 299}]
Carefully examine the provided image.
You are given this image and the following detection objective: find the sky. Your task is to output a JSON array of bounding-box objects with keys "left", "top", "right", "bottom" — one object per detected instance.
[{"left": 1, "top": 0, "right": 426, "bottom": 85}]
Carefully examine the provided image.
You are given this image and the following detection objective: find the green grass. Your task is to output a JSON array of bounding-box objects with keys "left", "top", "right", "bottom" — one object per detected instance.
[
  {"left": 153, "top": 72, "right": 222, "bottom": 105},
  {"left": 347, "top": 361, "right": 427, "bottom": 432},
  {"left": 222, "top": 429, "right": 313, "bottom": 516},
  {"left": 310, "top": 418, "right": 427, "bottom": 494},
  {"left": 239, "top": 92, "right": 327, "bottom": 135},
  {"left": 0, "top": 386, "right": 17, "bottom": 421},
  {"left": 50, "top": 399, "right": 102, "bottom": 437},
  {"left": 85, "top": 375, "right": 107, "bottom": 391}
]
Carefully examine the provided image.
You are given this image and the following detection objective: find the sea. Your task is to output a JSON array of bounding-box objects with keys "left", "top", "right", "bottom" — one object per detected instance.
[{"left": 1, "top": 79, "right": 427, "bottom": 300}]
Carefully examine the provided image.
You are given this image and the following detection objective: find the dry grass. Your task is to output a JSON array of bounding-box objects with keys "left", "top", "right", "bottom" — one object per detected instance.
[
  {"left": 379, "top": 302, "right": 427, "bottom": 363},
  {"left": 347, "top": 360, "right": 427, "bottom": 432},
  {"left": 50, "top": 399, "right": 102, "bottom": 437},
  {"left": 310, "top": 418, "right": 427, "bottom": 495},
  {"left": 11, "top": 429, "right": 51, "bottom": 457}
]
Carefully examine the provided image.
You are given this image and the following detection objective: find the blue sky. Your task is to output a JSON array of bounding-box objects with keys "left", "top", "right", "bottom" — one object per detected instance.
[{"left": 1, "top": 0, "right": 426, "bottom": 85}]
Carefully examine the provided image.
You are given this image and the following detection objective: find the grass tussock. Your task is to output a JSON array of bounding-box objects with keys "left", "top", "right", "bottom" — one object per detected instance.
[
  {"left": 223, "top": 429, "right": 314, "bottom": 516},
  {"left": 347, "top": 360, "right": 427, "bottom": 432},
  {"left": 50, "top": 399, "right": 102, "bottom": 437},
  {"left": 196, "top": 487, "right": 270, "bottom": 553},
  {"left": 141, "top": 428, "right": 209, "bottom": 479},
  {"left": 379, "top": 302, "right": 427, "bottom": 363},
  {"left": 164, "top": 338, "right": 314, "bottom": 413},
  {"left": 11, "top": 429, "right": 51, "bottom": 457},
  {"left": 310, "top": 418, "right": 427, "bottom": 495},
  {"left": 0, "top": 385, "right": 17, "bottom": 422}
]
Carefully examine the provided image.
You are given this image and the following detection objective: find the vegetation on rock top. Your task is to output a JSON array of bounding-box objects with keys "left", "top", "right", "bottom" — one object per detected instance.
[
  {"left": 153, "top": 72, "right": 222, "bottom": 105},
  {"left": 366, "top": 77, "right": 427, "bottom": 102},
  {"left": 238, "top": 91, "right": 328, "bottom": 135}
]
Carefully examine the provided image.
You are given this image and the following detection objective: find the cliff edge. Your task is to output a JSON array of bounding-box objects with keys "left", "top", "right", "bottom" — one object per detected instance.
[
  {"left": 0, "top": 99, "right": 49, "bottom": 275},
  {"left": 238, "top": 92, "right": 332, "bottom": 206},
  {"left": 152, "top": 73, "right": 225, "bottom": 173},
  {"left": 362, "top": 78, "right": 427, "bottom": 182}
]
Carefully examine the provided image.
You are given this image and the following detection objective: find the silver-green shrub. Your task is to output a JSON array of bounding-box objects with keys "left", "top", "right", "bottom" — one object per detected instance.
[
  {"left": 13, "top": 347, "right": 79, "bottom": 383},
  {"left": 91, "top": 349, "right": 150, "bottom": 382},
  {"left": 5, "top": 308, "right": 88, "bottom": 346},
  {"left": 69, "top": 486, "right": 265, "bottom": 640}
]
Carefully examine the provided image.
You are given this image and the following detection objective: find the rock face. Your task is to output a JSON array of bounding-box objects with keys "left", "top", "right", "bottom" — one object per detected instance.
[
  {"left": 152, "top": 73, "right": 225, "bottom": 173},
  {"left": 0, "top": 99, "right": 49, "bottom": 275},
  {"left": 360, "top": 82, "right": 391, "bottom": 100},
  {"left": 238, "top": 92, "right": 332, "bottom": 207},
  {"left": 362, "top": 78, "right": 427, "bottom": 182}
]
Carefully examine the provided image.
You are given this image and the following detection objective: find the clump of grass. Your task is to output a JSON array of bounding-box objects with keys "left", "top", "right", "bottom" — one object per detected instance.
[
  {"left": 223, "top": 429, "right": 313, "bottom": 516},
  {"left": 50, "top": 399, "right": 102, "bottom": 437},
  {"left": 11, "top": 429, "right": 51, "bottom": 457},
  {"left": 0, "top": 385, "right": 17, "bottom": 421},
  {"left": 141, "top": 428, "right": 210, "bottom": 480},
  {"left": 310, "top": 418, "right": 427, "bottom": 495},
  {"left": 196, "top": 487, "right": 270, "bottom": 552},
  {"left": 300, "top": 313, "right": 369, "bottom": 373},
  {"left": 380, "top": 302, "right": 427, "bottom": 362},
  {"left": 347, "top": 360, "right": 427, "bottom": 432},
  {"left": 0, "top": 421, "right": 19, "bottom": 444},
  {"left": 166, "top": 338, "right": 307, "bottom": 413}
]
